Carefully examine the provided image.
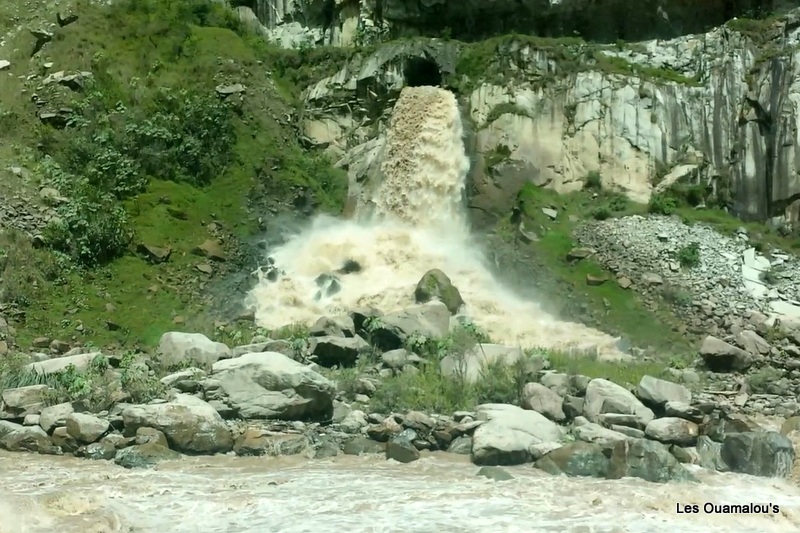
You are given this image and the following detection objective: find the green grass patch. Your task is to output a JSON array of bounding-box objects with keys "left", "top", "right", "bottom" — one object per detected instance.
[
  {"left": 514, "top": 183, "right": 691, "bottom": 355},
  {"left": 0, "top": 0, "right": 348, "bottom": 348}
]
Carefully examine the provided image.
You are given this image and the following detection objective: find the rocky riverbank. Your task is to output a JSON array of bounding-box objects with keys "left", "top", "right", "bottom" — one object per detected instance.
[{"left": 1, "top": 298, "right": 797, "bottom": 483}]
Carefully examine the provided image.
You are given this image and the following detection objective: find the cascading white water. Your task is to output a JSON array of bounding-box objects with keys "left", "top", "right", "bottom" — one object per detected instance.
[{"left": 246, "top": 86, "right": 625, "bottom": 355}]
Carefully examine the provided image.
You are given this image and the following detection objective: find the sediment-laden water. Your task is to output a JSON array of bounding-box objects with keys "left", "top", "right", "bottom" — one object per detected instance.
[{"left": 2, "top": 451, "right": 800, "bottom": 533}]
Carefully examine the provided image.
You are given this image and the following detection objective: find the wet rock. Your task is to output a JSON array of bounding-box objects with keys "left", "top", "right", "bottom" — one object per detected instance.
[
  {"left": 233, "top": 429, "right": 310, "bottom": 457},
  {"left": 721, "top": 432, "right": 794, "bottom": 478},
  {"left": 476, "top": 466, "right": 514, "bottom": 481},
  {"left": 535, "top": 442, "right": 609, "bottom": 478},
  {"left": 342, "top": 436, "right": 385, "bottom": 455},
  {"left": 315, "top": 438, "right": 340, "bottom": 458},
  {"left": 521, "top": 382, "right": 565, "bottom": 421},
  {"left": 470, "top": 404, "right": 564, "bottom": 466},
  {"left": 210, "top": 352, "right": 335, "bottom": 421},
  {"left": 414, "top": 269, "right": 465, "bottom": 314},
  {"left": 386, "top": 431, "right": 420, "bottom": 463},
  {"left": 135, "top": 427, "right": 168, "bottom": 447},
  {"left": 308, "top": 335, "right": 369, "bottom": 367},
  {"left": 157, "top": 332, "right": 231, "bottom": 368},
  {"left": 50, "top": 426, "right": 79, "bottom": 454},
  {"left": 583, "top": 379, "right": 654, "bottom": 427},
  {"left": 699, "top": 335, "right": 754, "bottom": 372},
  {"left": 704, "top": 413, "right": 762, "bottom": 442},
  {"left": 79, "top": 441, "right": 117, "bottom": 460},
  {"left": 366, "top": 416, "right": 403, "bottom": 442},
  {"left": 644, "top": 417, "right": 699, "bottom": 446},
  {"left": 0, "top": 423, "right": 51, "bottom": 453},
  {"left": 607, "top": 438, "right": 695, "bottom": 483},
  {"left": 367, "top": 303, "right": 450, "bottom": 351},
  {"left": 447, "top": 435, "right": 472, "bottom": 454},
  {"left": 66, "top": 413, "right": 109, "bottom": 444},
  {"left": 114, "top": 443, "right": 181, "bottom": 469},
  {"left": 121, "top": 394, "right": 233, "bottom": 454},
  {"left": 696, "top": 436, "right": 729, "bottom": 472}
]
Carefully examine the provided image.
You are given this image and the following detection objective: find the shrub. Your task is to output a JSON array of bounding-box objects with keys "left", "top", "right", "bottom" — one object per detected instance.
[
  {"left": 648, "top": 193, "right": 677, "bottom": 215},
  {"left": 677, "top": 242, "right": 701, "bottom": 268},
  {"left": 592, "top": 206, "right": 611, "bottom": 220},
  {"left": 584, "top": 170, "right": 602, "bottom": 190}
]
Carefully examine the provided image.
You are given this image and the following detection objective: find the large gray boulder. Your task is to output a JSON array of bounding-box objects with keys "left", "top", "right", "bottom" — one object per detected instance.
[
  {"left": 121, "top": 394, "right": 233, "bottom": 454},
  {"left": 368, "top": 302, "right": 450, "bottom": 351},
  {"left": 157, "top": 332, "right": 231, "bottom": 368},
  {"left": 210, "top": 351, "right": 335, "bottom": 421},
  {"left": 636, "top": 375, "right": 691, "bottom": 407},
  {"left": 470, "top": 403, "right": 564, "bottom": 466},
  {"left": 25, "top": 352, "right": 104, "bottom": 375},
  {"left": 607, "top": 438, "right": 695, "bottom": 483},
  {"left": 721, "top": 431, "right": 795, "bottom": 478},
  {"left": 414, "top": 269, "right": 464, "bottom": 314},
  {"left": 0, "top": 385, "right": 51, "bottom": 418},
  {"left": 584, "top": 378, "right": 654, "bottom": 427}
]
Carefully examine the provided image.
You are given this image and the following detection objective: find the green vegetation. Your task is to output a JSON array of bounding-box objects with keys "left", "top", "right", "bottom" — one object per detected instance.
[
  {"left": 513, "top": 183, "right": 693, "bottom": 355},
  {"left": 726, "top": 16, "right": 780, "bottom": 45},
  {"left": 454, "top": 34, "right": 701, "bottom": 93},
  {"left": 0, "top": 0, "right": 348, "bottom": 348},
  {"left": 0, "top": 352, "right": 165, "bottom": 411},
  {"left": 676, "top": 242, "right": 701, "bottom": 268},
  {"left": 328, "top": 322, "right": 692, "bottom": 414}
]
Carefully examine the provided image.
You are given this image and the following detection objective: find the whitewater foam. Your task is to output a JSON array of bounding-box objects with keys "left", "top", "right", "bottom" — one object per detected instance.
[
  {"left": 246, "top": 86, "right": 623, "bottom": 355},
  {"left": 2, "top": 451, "right": 800, "bottom": 533}
]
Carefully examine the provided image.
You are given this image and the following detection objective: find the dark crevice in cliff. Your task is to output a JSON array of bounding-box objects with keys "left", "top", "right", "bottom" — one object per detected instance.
[{"left": 745, "top": 93, "right": 776, "bottom": 218}]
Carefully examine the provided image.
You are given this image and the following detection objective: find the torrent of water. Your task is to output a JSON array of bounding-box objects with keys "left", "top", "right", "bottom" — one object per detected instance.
[
  {"left": 246, "top": 86, "right": 623, "bottom": 355},
  {"left": 2, "top": 451, "right": 800, "bottom": 533}
]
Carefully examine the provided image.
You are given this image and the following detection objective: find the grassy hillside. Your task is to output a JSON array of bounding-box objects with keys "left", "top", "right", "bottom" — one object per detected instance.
[{"left": 0, "top": 0, "right": 347, "bottom": 349}]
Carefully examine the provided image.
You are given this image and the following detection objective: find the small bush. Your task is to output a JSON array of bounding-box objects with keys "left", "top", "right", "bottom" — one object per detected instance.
[
  {"left": 584, "top": 170, "right": 602, "bottom": 190},
  {"left": 0, "top": 230, "right": 67, "bottom": 306},
  {"left": 648, "top": 193, "right": 677, "bottom": 215},
  {"left": 677, "top": 242, "right": 701, "bottom": 268},
  {"left": 592, "top": 206, "right": 611, "bottom": 220}
]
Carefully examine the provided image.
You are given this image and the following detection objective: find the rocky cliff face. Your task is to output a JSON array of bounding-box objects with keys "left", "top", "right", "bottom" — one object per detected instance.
[
  {"left": 239, "top": 0, "right": 782, "bottom": 46},
  {"left": 280, "top": 9, "right": 800, "bottom": 227}
]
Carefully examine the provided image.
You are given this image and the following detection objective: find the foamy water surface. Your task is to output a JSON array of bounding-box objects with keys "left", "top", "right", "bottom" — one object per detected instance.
[{"left": 2, "top": 451, "right": 800, "bottom": 533}]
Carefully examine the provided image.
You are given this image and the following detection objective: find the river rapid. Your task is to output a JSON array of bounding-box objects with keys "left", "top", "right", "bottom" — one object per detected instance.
[{"left": 3, "top": 451, "right": 800, "bottom": 533}]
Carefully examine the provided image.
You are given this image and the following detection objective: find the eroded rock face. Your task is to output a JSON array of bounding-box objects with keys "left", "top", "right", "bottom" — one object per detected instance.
[{"left": 296, "top": 9, "right": 800, "bottom": 227}]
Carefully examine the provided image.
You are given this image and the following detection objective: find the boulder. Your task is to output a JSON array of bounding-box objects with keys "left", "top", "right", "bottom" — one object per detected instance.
[
  {"left": 157, "top": 332, "right": 231, "bottom": 368},
  {"left": 476, "top": 466, "right": 514, "bottom": 481},
  {"left": 386, "top": 430, "right": 421, "bottom": 463},
  {"left": 0, "top": 422, "right": 51, "bottom": 453},
  {"left": 39, "top": 402, "right": 74, "bottom": 433},
  {"left": 0, "top": 385, "right": 51, "bottom": 418},
  {"left": 65, "top": 413, "right": 109, "bottom": 444},
  {"left": 583, "top": 378, "right": 654, "bottom": 426},
  {"left": 521, "top": 382, "right": 565, "bottom": 421},
  {"left": 114, "top": 443, "right": 181, "bottom": 469},
  {"left": 121, "top": 394, "right": 233, "bottom": 454},
  {"left": 571, "top": 417, "right": 629, "bottom": 453},
  {"left": 607, "top": 438, "right": 695, "bottom": 483},
  {"left": 470, "top": 404, "right": 564, "bottom": 466},
  {"left": 308, "top": 335, "right": 369, "bottom": 367},
  {"left": 25, "top": 352, "right": 104, "bottom": 375},
  {"left": 414, "top": 269, "right": 465, "bottom": 314},
  {"left": 636, "top": 375, "right": 691, "bottom": 407},
  {"left": 309, "top": 315, "right": 355, "bottom": 337},
  {"left": 644, "top": 417, "right": 699, "bottom": 446},
  {"left": 721, "top": 432, "right": 794, "bottom": 478},
  {"left": 368, "top": 303, "right": 450, "bottom": 351},
  {"left": 699, "top": 335, "right": 754, "bottom": 372},
  {"left": 210, "top": 352, "right": 335, "bottom": 421},
  {"left": 535, "top": 442, "right": 609, "bottom": 478},
  {"left": 233, "top": 429, "right": 310, "bottom": 457}
]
